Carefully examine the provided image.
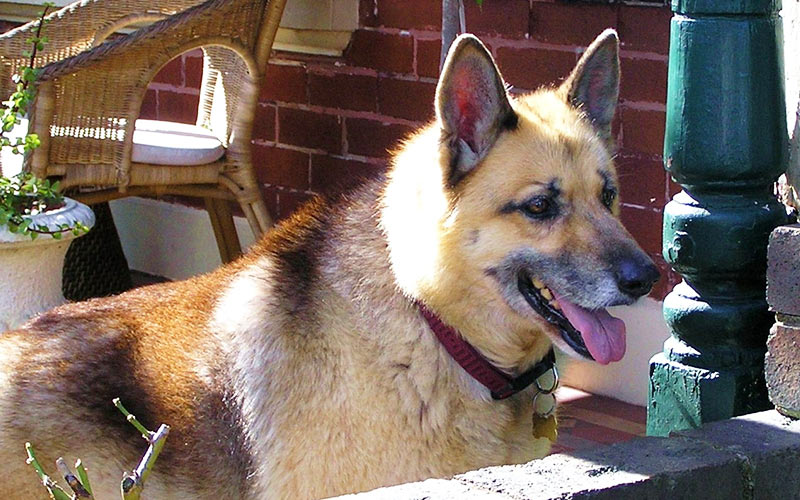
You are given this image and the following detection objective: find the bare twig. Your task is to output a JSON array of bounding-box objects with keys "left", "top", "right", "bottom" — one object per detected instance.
[
  {"left": 56, "top": 457, "right": 93, "bottom": 498},
  {"left": 114, "top": 398, "right": 171, "bottom": 500}
]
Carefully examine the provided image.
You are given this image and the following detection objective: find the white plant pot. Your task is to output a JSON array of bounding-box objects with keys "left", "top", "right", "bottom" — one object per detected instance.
[{"left": 0, "top": 197, "right": 95, "bottom": 331}]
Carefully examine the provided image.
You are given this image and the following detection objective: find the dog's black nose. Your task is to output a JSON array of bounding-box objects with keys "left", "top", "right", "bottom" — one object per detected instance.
[{"left": 615, "top": 258, "right": 660, "bottom": 298}]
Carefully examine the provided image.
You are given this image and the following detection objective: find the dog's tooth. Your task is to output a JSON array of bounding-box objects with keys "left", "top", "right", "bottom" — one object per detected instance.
[
  {"left": 540, "top": 288, "right": 553, "bottom": 301},
  {"left": 532, "top": 278, "right": 545, "bottom": 289},
  {"left": 550, "top": 300, "right": 561, "bottom": 310}
]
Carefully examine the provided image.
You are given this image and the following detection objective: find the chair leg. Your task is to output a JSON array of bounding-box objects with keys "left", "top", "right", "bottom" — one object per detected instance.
[
  {"left": 205, "top": 197, "right": 242, "bottom": 264},
  {"left": 250, "top": 198, "right": 273, "bottom": 233}
]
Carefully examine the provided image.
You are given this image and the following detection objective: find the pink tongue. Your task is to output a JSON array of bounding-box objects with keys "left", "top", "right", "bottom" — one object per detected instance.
[{"left": 553, "top": 293, "right": 626, "bottom": 365}]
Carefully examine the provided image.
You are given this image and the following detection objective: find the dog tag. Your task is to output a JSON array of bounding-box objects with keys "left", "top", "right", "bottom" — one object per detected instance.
[{"left": 532, "top": 414, "right": 557, "bottom": 442}]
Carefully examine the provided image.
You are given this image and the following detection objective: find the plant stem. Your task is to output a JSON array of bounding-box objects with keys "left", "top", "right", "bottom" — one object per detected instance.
[
  {"left": 25, "top": 442, "right": 71, "bottom": 500},
  {"left": 75, "top": 459, "right": 93, "bottom": 496},
  {"left": 120, "top": 424, "right": 170, "bottom": 500},
  {"left": 113, "top": 397, "right": 152, "bottom": 439}
]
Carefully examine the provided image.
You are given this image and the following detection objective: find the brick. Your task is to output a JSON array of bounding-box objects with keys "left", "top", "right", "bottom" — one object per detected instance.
[
  {"left": 619, "top": 205, "right": 662, "bottom": 256},
  {"left": 347, "top": 30, "right": 414, "bottom": 75},
  {"left": 359, "top": 0, "right": 378, "bottom": 27},
  {"left": 615, "top": 154, "right": 667, "bottom": 210},
  {"left": 184, "top": 52, "right": 203, "bottom": 89},
  {"left": 261, "top": 185, "right": 280, "bottom": 222},
  {"left": 310, "top": 155, "right": 386, "bottom": 195},
  {"left": 309, "top": 72, "right": 377, "bottom": 112},
  {"left": 139, "top": 89, "right": 158, "bottom": 120},
  {"left": 529, "top": 3, "right": 618, "bottom": 46},
  {"left": 417, "top": 38, "right": 442, "bottom": 79},
  {"left": 157, "top": 90, "right": 199, "bottom": 124},
  {"left": 153, "top": 57, "right": 183, "bottom": 86},
  {"left": 651, "top": 256, "right": 680, "bottom": 300},
  {"left": 667, "top": 174, "right": 682, "bottom": 198},
  {"left": 252, "top": 144, "right": 309, "bottom": 190},
  {"left": 278, "top": 190, "right": 315, "bottom": 220},
  {"left": 279, "top": 107, "right": 342, "bottom": 153},
  {"left": 620, "top": 57, "right": 667, "bottom": 104},
  {"left": 378, "top": 78, "right": 436, "bottom": 122},
  {"left": 765, "top": 320, "right": 800, "bottom": 417},
  {"left": 376, "top": 0, "right": 441, "bottom": 30},
  {"left": 495, "top": 47, "right": 576, "bottom": 91},
  {"left": 464, "top": 0, "right": 529, "bottom": 39},
  {"left": 261, "top": 63, "right": 308, "bottom": 104},
  {"left": 618, "top": 5, "right": 672, "bottom": 55},
  {"left": 252, "top": 104, "right": 276, "bottom": 142},
  {"left": 767, "top": 224, "right": 800, "bottom": 315},
  {"left": 0, "top": 21, "right": 19, "bottom": 32},
  {"left": 621, "top": 108, "right": 666, "bottom": 156},
  {"left": 346, "top": 118, "right": 414, "bottom": 157}
]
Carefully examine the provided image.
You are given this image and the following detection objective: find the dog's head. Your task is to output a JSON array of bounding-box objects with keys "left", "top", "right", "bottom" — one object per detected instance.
[{"left": 383, "top": 30, "right": 659, "bottom": 368}]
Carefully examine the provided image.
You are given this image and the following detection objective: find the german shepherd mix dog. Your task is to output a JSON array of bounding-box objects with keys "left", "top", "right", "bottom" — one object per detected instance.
[{"left": 0, "top": 30, "right": 658, "bottom": 499}]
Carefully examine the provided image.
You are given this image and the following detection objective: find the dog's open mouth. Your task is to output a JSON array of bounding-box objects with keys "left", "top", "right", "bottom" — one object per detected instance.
[{"left": 517, "top": 273, "right": 626, "bottom": 365}]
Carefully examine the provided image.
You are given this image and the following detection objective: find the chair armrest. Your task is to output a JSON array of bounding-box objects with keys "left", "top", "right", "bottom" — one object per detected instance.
[
  {"left": 0, "top": 0, "right": 205, "bottom": 97},
  {"left": 36, "top": 0, "right": 260, "bottom": 83}
]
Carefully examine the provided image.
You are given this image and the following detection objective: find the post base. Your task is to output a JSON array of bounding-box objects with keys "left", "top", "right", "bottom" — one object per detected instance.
[{"left": 647, "top": 352, "right": 770, "bottom": 436}]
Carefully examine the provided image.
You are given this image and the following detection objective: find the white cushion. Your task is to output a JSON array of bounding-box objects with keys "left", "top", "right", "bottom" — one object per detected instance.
[{"left": 132, "top": 119, "right": 225, "bottom": 166}]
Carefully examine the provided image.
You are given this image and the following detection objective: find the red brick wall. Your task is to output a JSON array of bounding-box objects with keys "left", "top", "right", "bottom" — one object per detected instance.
[{"left": 142, "top": 0, "right": 679, "bottom": 298}]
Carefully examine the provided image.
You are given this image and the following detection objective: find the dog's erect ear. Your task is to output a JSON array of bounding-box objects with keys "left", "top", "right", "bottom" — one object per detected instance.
[
  {"left": 436, "top": 34, "right": 517, "bottom": 185},
  {"left": 561, "top": 29, "right": 620, "bottom": 142}
]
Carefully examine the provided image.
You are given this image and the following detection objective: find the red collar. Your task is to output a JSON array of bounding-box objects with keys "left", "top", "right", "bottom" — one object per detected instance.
[{"left": 417, "top": 301, "right": 556, "bottom": 400}]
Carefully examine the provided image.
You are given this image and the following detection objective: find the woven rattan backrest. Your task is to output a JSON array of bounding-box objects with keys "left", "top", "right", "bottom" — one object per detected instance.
[{"left": 10, "top": 0, "right": 285, "bottom": 188}]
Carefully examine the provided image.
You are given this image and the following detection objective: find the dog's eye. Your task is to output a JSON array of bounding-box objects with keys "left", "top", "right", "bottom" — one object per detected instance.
[
  {"left": 522, "top": 197, "right": 553, "bottom": 218},
  {"left": 602, "top": 188, "right": 617, "bottom": 209}
]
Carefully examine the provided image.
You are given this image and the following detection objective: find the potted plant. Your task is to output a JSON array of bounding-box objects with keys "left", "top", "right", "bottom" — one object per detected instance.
[
  {"left": 0, "top": 3, "right": 94, "bottom": 331},
  {"left": 0, "top": 173, "right": 94, "bottom": 330}
]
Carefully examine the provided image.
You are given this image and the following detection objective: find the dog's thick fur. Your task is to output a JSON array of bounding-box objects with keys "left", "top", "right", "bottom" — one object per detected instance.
[{"left": 0, "top": 31, "right": 657, "bottom": 499}]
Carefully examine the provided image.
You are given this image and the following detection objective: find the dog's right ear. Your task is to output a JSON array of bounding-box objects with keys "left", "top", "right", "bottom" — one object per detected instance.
[{"left": 436, "top": 34, "right": 517, "bottom": 186}]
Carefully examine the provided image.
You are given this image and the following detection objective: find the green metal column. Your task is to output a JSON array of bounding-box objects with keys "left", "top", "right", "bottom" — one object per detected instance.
[{"left": 647, "top": 0, "right": 790, "bottom": 436}]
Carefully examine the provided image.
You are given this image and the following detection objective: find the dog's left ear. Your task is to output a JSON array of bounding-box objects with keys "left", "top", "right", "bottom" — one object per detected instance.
[
  {"left": 436, "top": 34, "right": 517, "bottom": 186},
  {"left": 561, "top": 29, "right": 620, "bottom": 142}
]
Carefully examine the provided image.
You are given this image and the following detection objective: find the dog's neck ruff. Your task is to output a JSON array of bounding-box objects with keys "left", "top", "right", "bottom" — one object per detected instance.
[{"left": 417, "top": 302, "right": 556, "bottom": 400}]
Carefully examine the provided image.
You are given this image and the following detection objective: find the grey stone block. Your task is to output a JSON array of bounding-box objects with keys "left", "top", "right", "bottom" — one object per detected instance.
[
  {"left": 674, "top": 410, "right": 800, "bottom": 499},
  {"left": 767, "top": 224, "right": 800, "bottom": 315},
  {"left": 337, "top": 411, "right": 800, "bottom": 500},
  {"left": 765, "top": 320, "right": 800, "bottom": 417},
  {"left": 340, "top": 437, "right": 745, "bottom": 500},
  {"left": 333, "top": 478, "right": 511, "bottom": 499},
  {"left": 458, "top": 436, "right": 743, "bottom": 500}
]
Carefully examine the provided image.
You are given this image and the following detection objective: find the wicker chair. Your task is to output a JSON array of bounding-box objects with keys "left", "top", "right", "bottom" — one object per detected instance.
[{"left": 0, "top": 0, "right": 288, "bottom": 262}]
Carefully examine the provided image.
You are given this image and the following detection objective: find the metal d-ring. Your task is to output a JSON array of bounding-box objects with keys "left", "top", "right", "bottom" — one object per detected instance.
[
  {"left": 535, "top": 364, "right": 559, "bottom": 395},
  {"left": 532, "top": 390, "right": 557, "bottom": 418}
]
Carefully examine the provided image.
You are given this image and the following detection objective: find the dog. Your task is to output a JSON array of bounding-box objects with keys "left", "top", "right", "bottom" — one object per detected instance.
[{"left": 0, "top": 29, "right": 658, "bottom": 499}]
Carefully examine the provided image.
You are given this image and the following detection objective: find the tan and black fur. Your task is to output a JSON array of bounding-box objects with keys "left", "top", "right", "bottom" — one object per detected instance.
[{"left": 0, "top": 30, "right": 658, "bottom": 499}]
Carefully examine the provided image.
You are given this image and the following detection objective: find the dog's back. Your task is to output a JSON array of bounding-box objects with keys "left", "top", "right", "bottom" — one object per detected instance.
[{"left": 0, "top": 261, "right": 251, "bottom": 497}]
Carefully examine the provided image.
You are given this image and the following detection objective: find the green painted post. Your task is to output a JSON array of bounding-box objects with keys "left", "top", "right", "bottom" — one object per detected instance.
[{"left": 647, "top": 0, "right": 791, "bottom": 436}]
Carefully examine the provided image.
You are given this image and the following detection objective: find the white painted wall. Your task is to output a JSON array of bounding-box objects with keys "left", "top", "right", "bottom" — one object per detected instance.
[
  {"left": 110, "top": 197, "right": 255, "bottom": 281},
  {"left": 559, "top": 298, "right": 669, "bottom": 406},
  {"left": 111, "top": 197, "right": 668, "bottom": 406}
]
